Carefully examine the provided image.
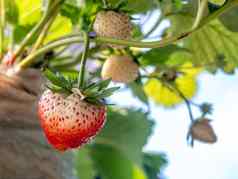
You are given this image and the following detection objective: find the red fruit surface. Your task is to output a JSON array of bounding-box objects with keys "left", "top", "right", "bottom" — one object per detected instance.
[{"left": 38, "top": 90, "right": 106, "bottom": 151}]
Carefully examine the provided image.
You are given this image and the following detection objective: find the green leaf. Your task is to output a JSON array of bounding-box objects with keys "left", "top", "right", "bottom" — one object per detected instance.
[
  {"left": 143, "top": 152, "right": 168, "bottom": 179},
  {"left": 13, "top": 24, "right": 36, "bottom": 43},
  {"left": 219, "top": 6, "right": 238, "bottom": 32},
  {"left": 95, "top": 108, "right": 154, "bottom": 166},
  {"left": 16, "top": 0, "right": 42, "bottom": 25},
  {"left": 159, "top": 0, "right": 186, "bottom": 15},
  {"left": 91, "top": 145, "right": 147, "bottom": 179},
  {"left": 95, "top": 87, "right": 120, "bottom": 98},
  {"left": 74, "top": 147, "right": 95, "bottom": 179},
  {"left": 169, "top": 14, "right": 238, "bottom": 73},
  {"left": 139, "top": 45, "right": 191, "bottom": 66},
  {"left": 45, "top": 15, "right": 73, "bottom": 43},
  {"left": 44, "top": 69, "right": 72, "bottom": 90},
  {"left": 97, "top": 79, "right": 112, "bottom": 90},
  {"left": 77, "top": 0, "right": 101, "bottom": 31},
  {"left": 107, "top": 0, "right": 155, "bottom": 13},
  {"left": 60, "top": 2, "right": 81, "bottom": 25},
  {"left": 6, "top": 0, "right": 19, "bottom": 24},
  {"left": 129, "top": 80, "right": 149, "bottom": 105},
  {"left": 209, "top": 0, "right": 226, "bottom": 5}
]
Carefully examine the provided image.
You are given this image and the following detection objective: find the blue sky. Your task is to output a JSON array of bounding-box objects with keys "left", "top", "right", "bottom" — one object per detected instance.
[
  {"left": 111, "top": 71, "right": 238, "bottom": 179},
  {"left": 145, "top": 71, "right": 238, "bottom": 179}
]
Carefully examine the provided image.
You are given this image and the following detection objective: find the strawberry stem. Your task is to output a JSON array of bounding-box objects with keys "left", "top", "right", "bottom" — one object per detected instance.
[
  {"left": 31, "top": 6, "right": 59, "bottom": 53},
  {"left": 192, "top": 0, "right": 208, "bottom": 30},
  {"left": 78, "top": 32, "right": 90, "bottom": 88},
  {"left": 102, "top": 0, "right": 108, "bottom": 8},
  {"left": 14, "top": 0, "right": 61, "bottom": 61},
  {"left": 16, "top": 0, "right": 237, "bottom": 70}
]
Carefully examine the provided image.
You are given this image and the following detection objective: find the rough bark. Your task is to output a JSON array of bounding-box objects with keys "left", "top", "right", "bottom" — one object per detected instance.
[{"left": 0, "top": 68, "right": 74, "bottom": 179}]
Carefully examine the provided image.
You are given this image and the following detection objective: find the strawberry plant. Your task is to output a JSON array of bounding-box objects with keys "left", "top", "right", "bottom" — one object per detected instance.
[{"left": 0, "top": 0, "right": 238, "bottom": 178}]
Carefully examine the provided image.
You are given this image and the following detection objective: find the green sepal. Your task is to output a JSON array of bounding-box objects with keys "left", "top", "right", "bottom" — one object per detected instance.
[
  {"left": 44, "top": 69, "right": 74, "bottom": 91},
  {"left": 44, "top": 69, "right": 120, "bottom": 106},
  {"left": 93, "top": 87, "right": 120, "bottom": 99}
]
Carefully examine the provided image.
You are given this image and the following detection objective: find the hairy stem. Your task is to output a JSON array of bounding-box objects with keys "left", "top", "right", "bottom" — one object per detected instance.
[
  {"left": 78, "top": 32, "right": 90, "bottom": 88},
  {"left": 17, "top": 1, "right": 238, "bottom": 70},
  {"left": 31, "top": 8, "right": 59, "bottom": 53}
]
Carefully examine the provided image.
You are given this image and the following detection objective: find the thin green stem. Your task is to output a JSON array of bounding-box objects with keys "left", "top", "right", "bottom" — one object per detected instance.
[
  {"left": 164, "top": 82, "right": 195, "bottom": 122},
  {"left": 102, "top": 0, "right": 108, "bottom": 8},
  {"left": 78, "top": 32, "right": 90, "bottom": 88},
  {"left": 31, "top": 8, "right": 59, "bottom": 53},
  {"left": 0, "top": 0, "right": 6, "bottom": 58},
  {"left": 192, "top": 0, "right": 209, "bottom": 30},
  {"left": 16, "top": 0, "right": 238, "bottom": 70},
  {"left": 17, "top": 37, "right": 83, "bottom": 70},
  {"left": 14, "top": 0, "right": 60, "bottom": 59}
]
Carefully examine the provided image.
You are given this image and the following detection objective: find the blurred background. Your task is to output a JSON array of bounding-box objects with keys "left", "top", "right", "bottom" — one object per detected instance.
[{"left": 1, "top": 0, "right": 238, "bottom": 179}]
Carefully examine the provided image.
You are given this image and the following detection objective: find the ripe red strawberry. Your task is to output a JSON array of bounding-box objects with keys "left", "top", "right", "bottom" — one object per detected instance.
[
  {"left": 93, "top": 10, "right": 133, "bottom": 48},
  {"left": 190, "top": 118, "right": 217, "bottom": 144},
  {"left": 38, "top": 90, "right": 106, "bottom": 151},
  {"left": 101, "top": 55, "right": 139, "bottom": 83}
]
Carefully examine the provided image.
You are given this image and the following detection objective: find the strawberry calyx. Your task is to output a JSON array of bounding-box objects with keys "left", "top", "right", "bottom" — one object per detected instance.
[
  {"left": 99, "top": 0, "right": 131, "bottom": 13},
  {"left": 44, "top": 69, "right": 119, "bottom": 105}
]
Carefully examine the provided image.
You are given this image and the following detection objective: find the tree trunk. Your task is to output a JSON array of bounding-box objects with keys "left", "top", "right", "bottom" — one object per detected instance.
[{"left": 0, "top": 68, "right": 74, "bottom": 179}]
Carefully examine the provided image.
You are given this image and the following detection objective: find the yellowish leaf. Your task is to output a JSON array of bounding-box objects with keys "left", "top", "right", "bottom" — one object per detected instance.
[
  {"left": 144, "top": 64, "right": 199, "bottom": 107},
  {"left": 16, "top": 0, "right": 42, "bottom": 25},
  {"left": 44, "top": 15, "right": 72, "bottom": 43},
  {"left": 133, "top": 165, "right": 147, "bottom": 179}
]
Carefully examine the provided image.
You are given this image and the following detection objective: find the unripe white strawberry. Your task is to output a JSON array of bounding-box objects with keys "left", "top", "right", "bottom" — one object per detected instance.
[
  {"left": 93, "top": 11, "right": 133, "bottom": 48},
  {"left": 101, "top": 55, "right": 139, "bottom": 83}
]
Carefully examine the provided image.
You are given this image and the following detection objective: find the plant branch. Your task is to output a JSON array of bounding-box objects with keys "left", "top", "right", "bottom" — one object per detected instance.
[
  {"left": 165, "top": 82, "right": 195, "bottom": 122},
  {"left": 78, "top": 32, "right": 90, "bottom": 88},
  {"left": 16, "top": 0, "right": 238, "bottom": 70},
  {"left": 17, "top": 36, "right": 84, "bottom": 70},
  {"left": 31, "top": 8, "right": 59, "bottom": 53},
  {"left": 14, "top": 0, "right": 61, "bottom": 59},
  {"left": 192, "top": 0, "right": 209, "bottom": 30}
]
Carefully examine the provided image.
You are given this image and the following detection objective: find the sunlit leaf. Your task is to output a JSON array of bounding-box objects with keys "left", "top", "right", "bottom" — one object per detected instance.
[
  {"left": 5, "top": 0, "right": 19, "bottom": 24},
  {"left": 144, "top": 63, "right": 199, "bottom": 107},
  {"left": 169, "top": 14, "right": 238, "bottom": 73},
  {"left": 16, "top": 0, "right": 42, "bottom": 25},
  {"left": 45, "top": 15, "right": 72, "bottom": 42},
  {"left": 139, "top": 45, "right": 191, "bottom": 66}
]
